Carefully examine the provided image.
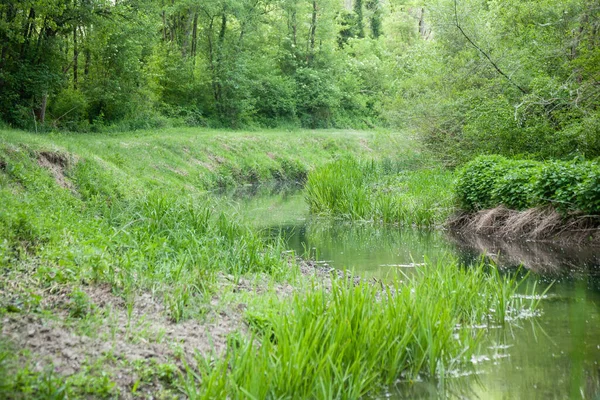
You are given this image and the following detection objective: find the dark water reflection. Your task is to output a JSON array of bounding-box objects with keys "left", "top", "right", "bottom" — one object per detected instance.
[{"left": 231, "top": 189, "right": 600, "bottom": 399}]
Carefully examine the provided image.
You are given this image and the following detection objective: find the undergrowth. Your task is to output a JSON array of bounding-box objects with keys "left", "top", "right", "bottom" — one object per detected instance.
[{"left": 456, "top": 155, "right": 600, "bottom": 214}]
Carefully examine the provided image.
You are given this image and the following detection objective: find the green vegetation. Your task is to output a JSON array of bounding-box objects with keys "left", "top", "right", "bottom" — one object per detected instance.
[
  {"left": 305, "top": 158, "right": 455, "bottom": 226},
  {"left": 181, "top": 260, "right": 533, "bottom": 399},
  {"left": 456, "top": 155, "right": 600, "bottom": 214},
  {"left": 0, "top": 0, "right": 596, "bottom": 394},
  {"left": 392, "top": 0, "right": 600, "bottom": 163},
  {"left": 0, "top": 129, "right": 543, "bottom": 398},
  {"left": 0, "top": 0, "right": 387, "bottom": 130},
  {"left": 3, "top": 0, "right": 599, "bottom": 163},
  {"left": 0, "top": 140, "right": 289, "bottom": 319},
  {"left": 0, "top": 129, "right": 404, "bottom": 299},
  {"left": 0, "top": 128, "right": 403, "bottom": 191}
]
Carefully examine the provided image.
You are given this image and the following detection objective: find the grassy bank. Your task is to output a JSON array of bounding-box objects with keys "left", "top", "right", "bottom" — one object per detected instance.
[
  {"left": 305, "top": 158, "right": 455, "bottom": 227},
  {"left": 0, "top": 128, "right": 540, "bottom": 398},
  {"left": 0, "top": 128, "right": 413, "bottom": 192}
]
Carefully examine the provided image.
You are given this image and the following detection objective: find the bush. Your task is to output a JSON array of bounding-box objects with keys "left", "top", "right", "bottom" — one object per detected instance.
[
  {"left": 576, "top": 166, "right": 600, "bottom": 214},
  {"left": 456, "top": 155, "right": 600, "bottom": 214},
  {"left": 454, "top": 156, "right": 514, "bottom": 210}
]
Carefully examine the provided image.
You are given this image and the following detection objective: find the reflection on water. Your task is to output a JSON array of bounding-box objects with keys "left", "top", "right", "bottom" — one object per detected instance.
[
  {"left": 230, "top": 187, "right": 600, "bottom": 399},
  {"left": 269, "top": 221, "right": 453, "bottom": 280},
  {"left": 451, "top": 232, "right": 600, "bottom": 279}
]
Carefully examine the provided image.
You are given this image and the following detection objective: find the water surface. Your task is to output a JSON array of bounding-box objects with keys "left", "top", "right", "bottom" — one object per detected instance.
[{"left": 231, "top": 188, "right": 600, "bottom": 399}]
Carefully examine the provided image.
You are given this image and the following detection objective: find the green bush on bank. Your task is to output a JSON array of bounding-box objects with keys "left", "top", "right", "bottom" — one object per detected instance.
[{"left": 456, "top": 155, "right": 600, "bottom": 214}]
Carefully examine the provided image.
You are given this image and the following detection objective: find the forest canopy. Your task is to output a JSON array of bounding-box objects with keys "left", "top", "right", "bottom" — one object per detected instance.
[{"left": 1, "top": 0, "right": 599, "bottom": 161}]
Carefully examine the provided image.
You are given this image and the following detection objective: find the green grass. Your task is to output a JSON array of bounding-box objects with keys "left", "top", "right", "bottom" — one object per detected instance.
[
  {"left": 0, "top": 136, "right": 295, "bottom": 322},
  {"left": 0, "top": 127, "right": 413, "bottom": 193},
  {"left": 305, "top": 158, "right": 455, "bottom": 227},
  {"left": 0, "top": 128, "right": 543, "bottom": 398},
  {"left": 179, "top": 259, "right": 535, "bottom": 399}
]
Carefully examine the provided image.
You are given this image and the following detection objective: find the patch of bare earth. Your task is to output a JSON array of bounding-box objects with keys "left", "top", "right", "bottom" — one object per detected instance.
[
  {"left": 1, "top": 278, "right": 248, "bottom": 397},
  {"left": 36, "top": 151, "right": 76, "bottom": 191},
  {"left": 0, "top": 260, "right": 369, "bottom": 397}
]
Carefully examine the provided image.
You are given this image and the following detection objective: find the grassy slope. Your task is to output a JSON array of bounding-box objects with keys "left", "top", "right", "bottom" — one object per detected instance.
[
  {"left": 0, "top": 128, "right": 537, "bottom": 399},
  {"left": 0, "top": 128, "right": 415, "bottom": 193}
]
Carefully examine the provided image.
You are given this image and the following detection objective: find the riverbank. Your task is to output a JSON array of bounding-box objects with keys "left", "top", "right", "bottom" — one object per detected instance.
[
  {"left": 448, "top": 206, "right": 600, "bottom": 244},
  {"left": 0, "top": 128, "right": 414, "bottom": 192},
  {"left": 0, "top": 128, "right": 540, "bottom": 398}
]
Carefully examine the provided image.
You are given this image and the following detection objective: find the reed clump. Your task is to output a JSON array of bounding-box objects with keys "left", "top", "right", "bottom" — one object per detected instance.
[
  {"left": 182, "top": 259, "right": 537, "bottom": 399},
  {"left": 304, "top": 158, "right": 455, "bottom": 227}
]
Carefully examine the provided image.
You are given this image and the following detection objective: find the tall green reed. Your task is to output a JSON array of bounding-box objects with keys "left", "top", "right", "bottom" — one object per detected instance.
[
  {"left": 181, "top": 258, "right": 538, "bottom": 399},
  {"left": 305, "top": 158, "right": 455, "bottom": 227}
]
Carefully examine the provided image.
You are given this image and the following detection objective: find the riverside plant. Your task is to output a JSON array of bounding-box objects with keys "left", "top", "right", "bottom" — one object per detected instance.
[
  {"left": 179, "top": 258, "right": 537, "bottom": 399},
  {"left": 455, "top": 155, "right": 600, "bottom": 214},
  {"left": 304, "top": 158, "right": 455, "bottom": 227}
]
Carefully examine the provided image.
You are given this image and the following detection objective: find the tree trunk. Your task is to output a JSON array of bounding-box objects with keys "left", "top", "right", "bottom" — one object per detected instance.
[
  {"left": 39, "top": 93, "right": 48, "bottom": 124},
  {"left": 182, "top": 11, "right": 195, "bottom": 57},
  {"left": 418, "top": 8, "right": 426, "bottom": 38},
  {"left": 84, "top": 46, "right": 90, "bottom": 77},
  {"left": 215, "top": 12, "right": 227, "bottom": 115},
  {"left": 21, "top": 7, "right": 36, "bottom": 57},
  {"left": 291, "top": 9, "right": 297, "bottom": 46},
  {"left": 307, "top": 1, "right": 318, "bottom": 64},
  {"left": 354, "top": 0, "right": 364, "bottom": 38},
  {"left": 73, "top": 24, "right": 78, "bottom": 89},
  {"left": 191, "top": 13, "right": 198, "bottom": 59},
  {"left": 162, "top": 10, "right": 167, "bottom": 41}
]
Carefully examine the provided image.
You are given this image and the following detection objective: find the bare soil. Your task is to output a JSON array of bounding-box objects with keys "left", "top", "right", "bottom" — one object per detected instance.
[{"left": 36, "top": 151, "right": 76, "bottom": 190}]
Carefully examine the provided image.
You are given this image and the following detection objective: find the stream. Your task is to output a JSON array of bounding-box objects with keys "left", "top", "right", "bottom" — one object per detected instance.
[{"left": 226, "top": 186, "right": 600, "bottom": 399}]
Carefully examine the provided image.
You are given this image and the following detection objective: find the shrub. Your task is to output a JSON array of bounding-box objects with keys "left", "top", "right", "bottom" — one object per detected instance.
[
  {"left": 576, "top": 165, "right": 600, "bottom": 215},
  {"left": 456, "top": 155, "right": 600, "bottom": 214},
  {"left": 535, "top": 161, "right": 589, "bottom": 212},
  {"left": 455, "top": 156, "right": 513, "bottom": 210}
]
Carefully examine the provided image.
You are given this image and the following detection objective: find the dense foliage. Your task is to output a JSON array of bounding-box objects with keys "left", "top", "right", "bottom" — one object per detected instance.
[
  {"left": 2, "top": 0, "right": 599, "bottom": 161},
  {"left": 456, "top": 155, "right": 600, "bottom": 214},
  {"left": 391, "top": 0, "right": 600, "bottom": 162},
  {"left": 0, "top": 0, "right": 387, "bottom": 130}
]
